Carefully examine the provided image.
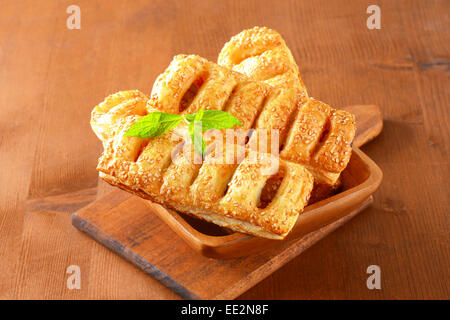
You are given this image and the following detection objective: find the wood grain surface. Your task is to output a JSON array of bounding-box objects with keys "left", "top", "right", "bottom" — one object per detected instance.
[
  {"left": 0, "top": 0, "right": 448, "bottom": 299},
  {"left": 72, "top": 191, "right": 373, "bottom": 300}
]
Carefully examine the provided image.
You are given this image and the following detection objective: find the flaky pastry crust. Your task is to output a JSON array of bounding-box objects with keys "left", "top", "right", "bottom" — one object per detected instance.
[{"left": 90, "top": 27, "right": 356, "bottom": 239}]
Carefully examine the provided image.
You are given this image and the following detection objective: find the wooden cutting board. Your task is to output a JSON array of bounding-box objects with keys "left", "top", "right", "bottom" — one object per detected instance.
[{"left": 71, "top": 104, "right": 382, "bottom": 299}]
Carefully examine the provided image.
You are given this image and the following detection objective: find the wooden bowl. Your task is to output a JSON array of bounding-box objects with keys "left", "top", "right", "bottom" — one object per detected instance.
[{"left": 144, "top": 147, "right": 382, "bottom": 259}]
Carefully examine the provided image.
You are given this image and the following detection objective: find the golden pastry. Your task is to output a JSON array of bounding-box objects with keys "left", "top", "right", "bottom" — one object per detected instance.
[
  {"left": 93, "top": 54, "right": 316, "bottom": 239},
  {"left": 219, "top": 27, "right": 356, "bottom": 199},
  {"left": 90, "top": 28, "right": 356, "bottom": 240}
]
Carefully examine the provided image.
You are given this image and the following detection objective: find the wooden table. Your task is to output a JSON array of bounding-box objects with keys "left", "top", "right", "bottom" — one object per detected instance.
[{"left": 0, "top": 0, "right": 448, "bottom": 299}]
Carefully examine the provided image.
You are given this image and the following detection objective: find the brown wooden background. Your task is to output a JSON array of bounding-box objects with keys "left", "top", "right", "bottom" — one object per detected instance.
[{"left": 0, "top": 0, "right": 448, "bottom": 299}]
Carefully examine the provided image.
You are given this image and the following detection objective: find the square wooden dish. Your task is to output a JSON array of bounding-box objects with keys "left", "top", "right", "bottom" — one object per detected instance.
[{"left": 144, "top": 146, "right": 382, "bottom": 259}]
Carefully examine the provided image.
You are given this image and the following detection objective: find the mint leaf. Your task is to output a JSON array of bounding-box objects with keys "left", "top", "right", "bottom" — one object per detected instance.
[
  {"left": 189, "top": 120, "right": 206, "bottom": 157},
  {"left": 183, "top": 113, "right": 195, "bottom": 123},
  {"left": 194, "top": 108, "right": 205, "bottom": 122},
  {"left": 124, "top": 112, "right": 182, "bottom": 138},
  {"left": 184, "top": 109, "right": 242, "bottom": 131},
  {"left": 123, "top": 108, "right": 242, "bottom": 157},
  {"left": 197, "top": 110, "right": 242, "bottom": 131}
]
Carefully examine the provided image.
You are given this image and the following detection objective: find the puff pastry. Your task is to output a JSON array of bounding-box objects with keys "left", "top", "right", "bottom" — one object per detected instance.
[
  {"left": 91, "top": 27, "right": 356, "bottom": 240},
  {"left": 219, "top": 27, "right": 356, "bottom": 198}
]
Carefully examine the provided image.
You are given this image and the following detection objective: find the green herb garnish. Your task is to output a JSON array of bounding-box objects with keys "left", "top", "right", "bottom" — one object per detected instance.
[{"left": 124, "top": 108, "right": 242, "bottom": 156}]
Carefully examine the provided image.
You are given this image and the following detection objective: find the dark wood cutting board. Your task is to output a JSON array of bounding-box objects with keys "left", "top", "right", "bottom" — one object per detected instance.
[{"left": 71, "top": 104, "right": 382, "bottom": 299}]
